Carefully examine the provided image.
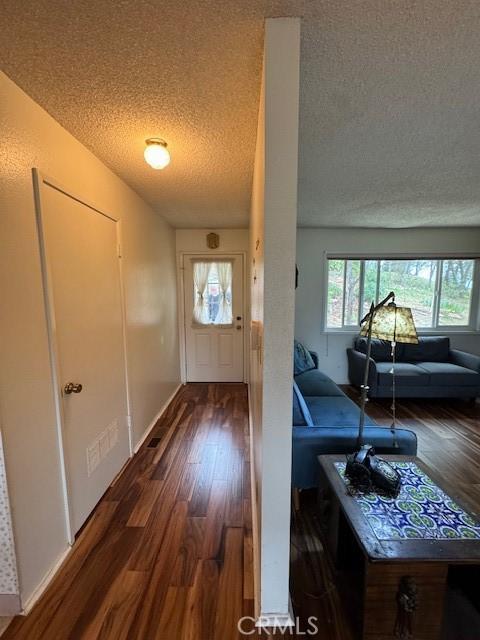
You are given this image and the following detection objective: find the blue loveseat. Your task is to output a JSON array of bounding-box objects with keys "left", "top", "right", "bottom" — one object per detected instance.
[
  {"left": 347, "top": 336, "right": 480, "bottom": 399},
  {"left": 291, "top": 341, "right": 418, "bottom": 489}
]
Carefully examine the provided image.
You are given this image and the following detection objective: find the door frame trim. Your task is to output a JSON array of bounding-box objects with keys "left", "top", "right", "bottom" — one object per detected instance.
[
  {"left": 32, "top": 169, "right": 133, "bottom": 544},
  {"left": 177, "top": 251, "right": 248, "bottom": 384}
]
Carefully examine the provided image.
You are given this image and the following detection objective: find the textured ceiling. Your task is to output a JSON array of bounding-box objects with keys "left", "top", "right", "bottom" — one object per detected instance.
[
  {"left": 0, "top": 0, "right": 300, "bottom": 228},
  {"left": 298, "top": 0, "right": 480, "bottom": 227},
  {"left": 2, "top": 1, "right": 480, "bottom": 228}
]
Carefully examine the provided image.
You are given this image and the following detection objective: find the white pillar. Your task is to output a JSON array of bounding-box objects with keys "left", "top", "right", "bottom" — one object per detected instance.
[{"left": 249, "top": 16, "right": 300, "bottom": 624}]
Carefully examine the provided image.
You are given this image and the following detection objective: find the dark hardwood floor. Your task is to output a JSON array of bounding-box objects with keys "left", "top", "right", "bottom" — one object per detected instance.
[
  {"left": 5, "top": 384, "right": 480, "bottom": 639},
  {"left": 343, "top": 387, "right": 480, "bottom": 514},
  {"left": 290, "top": 389, "right": 480, "bottom": 640},
  {"left": 4, "top": 383, "right": 256, "bottom": 640}
]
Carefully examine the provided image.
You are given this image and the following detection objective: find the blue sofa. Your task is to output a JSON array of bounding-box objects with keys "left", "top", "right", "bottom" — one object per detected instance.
[
  {"left": 347, "top": 336, "right": 480, "bottom": 399},
  {"left": 292, "top": 341, "right": 418, "bottom": 490}
]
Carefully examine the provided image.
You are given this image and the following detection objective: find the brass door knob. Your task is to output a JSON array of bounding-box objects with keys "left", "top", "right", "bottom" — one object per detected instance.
[{"left": 64, "top": 382, "right": 83, "bottom": 395}]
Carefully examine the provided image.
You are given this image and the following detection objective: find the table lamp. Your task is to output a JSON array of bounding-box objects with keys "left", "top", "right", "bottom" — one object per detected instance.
[{"left": 346, "top": 291, "right": 418, "bottom": 495}]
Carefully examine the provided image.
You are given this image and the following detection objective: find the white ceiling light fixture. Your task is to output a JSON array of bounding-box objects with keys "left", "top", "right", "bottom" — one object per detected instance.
[{"left": 144, "top": 137, "right": 170, "bottom": 170}]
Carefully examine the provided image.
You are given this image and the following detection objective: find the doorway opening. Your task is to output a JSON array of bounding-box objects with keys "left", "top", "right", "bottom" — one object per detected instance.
[
  {"left": 180, "top": 253, "right": 246, "bottom": 383},
  {"left": 33, "top": 170, "right": 131, "bottom": 541}
]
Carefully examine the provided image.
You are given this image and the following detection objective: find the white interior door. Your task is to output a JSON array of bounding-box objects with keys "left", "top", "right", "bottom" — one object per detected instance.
[
  {"left": 183, "top": 255, "right": 244, "bottom": 382},
  {"left": 38, "top": 179, "right": 130, "bottom": 536}
]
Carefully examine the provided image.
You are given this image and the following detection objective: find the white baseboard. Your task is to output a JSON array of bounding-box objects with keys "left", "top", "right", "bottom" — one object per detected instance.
[
  {"left": 133, "top": 384, "right": 182, "bottom": 454},
  {"left": 247, "top": 383, "right": 260, "bottom": 619},
  {"left": 255, "top": 612, "right": 295, "bottom": 628},
  {"left": 21, "top": 545, "right": 72, "bottom": 614},
  {"left": 256, "top": 597, "right": 295, "bottom": 628},
  {"left": 17, "top": 385, "right": 182, "bottom": 617}
]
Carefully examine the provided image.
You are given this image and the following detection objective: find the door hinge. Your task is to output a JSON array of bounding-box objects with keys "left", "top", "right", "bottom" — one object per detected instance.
[{"left": 118, "top": 244, "right": 122, "bottom": 258}]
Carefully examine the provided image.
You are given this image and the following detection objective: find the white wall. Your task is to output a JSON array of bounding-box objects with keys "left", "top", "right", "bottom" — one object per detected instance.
[
  {"left": 295, "top": 227, "right": 480, "bottom": 383},
  {"left": 249, "top": 47, "right": 265, "bottom": 617},
  {"left": 0, "top": 71, "right": 180, "bottom": 605},
  {"left": 249, "top": 18, "right": 300, "bottom": 620},
  {"left": 176, "top": 228, "right": 249, "bottom": 254},
  {"left": 175, "top": 228, "right": 250, "bottom": 382}
]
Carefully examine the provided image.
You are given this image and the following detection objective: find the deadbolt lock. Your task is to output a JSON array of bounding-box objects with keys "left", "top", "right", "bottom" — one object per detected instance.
[{"left": 64, "top": 382, "right": 83, "bottom": 395}]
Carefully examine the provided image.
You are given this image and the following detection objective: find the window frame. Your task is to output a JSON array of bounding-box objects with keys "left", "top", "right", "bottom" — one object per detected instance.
[{"left": 323, "top": 253, "right": 480, "bottom": 334}]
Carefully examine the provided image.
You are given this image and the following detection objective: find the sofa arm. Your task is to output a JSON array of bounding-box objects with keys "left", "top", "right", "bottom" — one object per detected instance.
[
  {"left": 449, "top": 349, "right": 480, "bottom": 373},
  {"left": 292, "top": 426, "right": 417, "bottom": 489},
  {"left": 347, "top": 348, "right": 378, "bottom": 395},
  {"left": 309, "top": 351, "right": 319, "bottom": 369}
]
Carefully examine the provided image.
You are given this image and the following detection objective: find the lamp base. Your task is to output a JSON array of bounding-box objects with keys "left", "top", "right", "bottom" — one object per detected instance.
[{"left": 345, "top": 445, "right": 401, "bottom": 497}]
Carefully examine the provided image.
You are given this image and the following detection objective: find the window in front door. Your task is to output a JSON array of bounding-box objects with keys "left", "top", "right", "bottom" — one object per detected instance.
[{"left": 192, "top": 261, "right": 233, "bottom": 325}]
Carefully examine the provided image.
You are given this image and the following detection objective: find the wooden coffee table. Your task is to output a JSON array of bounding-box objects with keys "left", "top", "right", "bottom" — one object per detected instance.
[{"left": 317, "top": 455, "right": 480, "bottom": 640}]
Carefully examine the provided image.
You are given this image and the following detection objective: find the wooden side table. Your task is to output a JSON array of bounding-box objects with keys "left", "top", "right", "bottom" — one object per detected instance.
[{"left": 317, "top": 455, "right": 480, "bottom": 640}]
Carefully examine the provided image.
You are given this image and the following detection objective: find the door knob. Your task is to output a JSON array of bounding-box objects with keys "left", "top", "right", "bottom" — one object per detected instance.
[{"left": 64, "top": 382, "right": 83, "bottom": 395}]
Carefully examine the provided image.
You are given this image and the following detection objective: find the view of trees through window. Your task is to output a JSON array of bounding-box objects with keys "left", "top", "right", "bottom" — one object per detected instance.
[
  {"left": 327, "top": 258, "right": 476, "bottom": 329},
  {"left": 193, "top": 262, "right": 232, "bottom": 325}
]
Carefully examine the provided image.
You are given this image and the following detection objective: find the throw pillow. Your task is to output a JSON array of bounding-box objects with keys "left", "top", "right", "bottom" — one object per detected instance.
[
  {"left": 294, "top": 339, "right": 316, "bottom": 376},
  {"left": 293, "top": 381, "right": 314, "bottom": 427}
]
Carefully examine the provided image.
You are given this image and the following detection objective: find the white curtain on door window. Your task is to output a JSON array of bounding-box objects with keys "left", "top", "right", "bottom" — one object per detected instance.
[
  {"left": 193, "top": 261, "right": 211, "bottom": 324},
  {"left": 214, "top": 261, "right": 233, "bottom": 325}
]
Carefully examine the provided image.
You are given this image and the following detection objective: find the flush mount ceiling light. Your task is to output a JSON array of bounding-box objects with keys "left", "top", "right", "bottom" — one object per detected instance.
[{"left": 144, "top": 138, "right": 170, "bottom": 170}]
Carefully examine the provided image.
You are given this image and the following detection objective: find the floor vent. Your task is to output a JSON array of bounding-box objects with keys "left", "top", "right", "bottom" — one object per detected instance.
[{"left": 147, "top": 437, "right": 161, "bottom": 448}]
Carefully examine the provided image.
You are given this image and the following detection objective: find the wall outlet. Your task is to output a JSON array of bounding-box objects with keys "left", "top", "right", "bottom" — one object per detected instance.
[
  {"left": 86, "top": 418, "right": 119, "bottom": 476},
  {"left": 108, "top": 420, "right": 119, "bottom": 449},
  {"left": 87, "top": 442, "right": 100, "bottom": 476},
  {"left": 98, "top": 432, "right": 110, "bottom": 460}
]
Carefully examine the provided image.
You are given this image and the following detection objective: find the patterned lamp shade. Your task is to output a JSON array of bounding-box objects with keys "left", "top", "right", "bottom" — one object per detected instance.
[{"left": 360, "top": 304, "right": 418, "bottom": 344}]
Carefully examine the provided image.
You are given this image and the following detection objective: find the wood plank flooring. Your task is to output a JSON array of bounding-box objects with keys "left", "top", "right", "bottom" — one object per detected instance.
[
  {"left": 6, "top": 384, "right": 480, "bottom": 639},
  {"left": 343, "top": 387, "right": 480, "bottom": 513},
  {"left": 290, "top": 390, "right": 480, "bottom": 640},
  {"left": 3, "top": 383, "right": 255, "bottom": 640}
]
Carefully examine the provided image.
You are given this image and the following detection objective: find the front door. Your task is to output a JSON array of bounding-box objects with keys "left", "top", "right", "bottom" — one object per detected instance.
[
  {"left": 38, "top": 178, "right": 130, "bottom": 536},
  {"left": 183, "top": 255, "right": 244, "bottom": 382}
]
